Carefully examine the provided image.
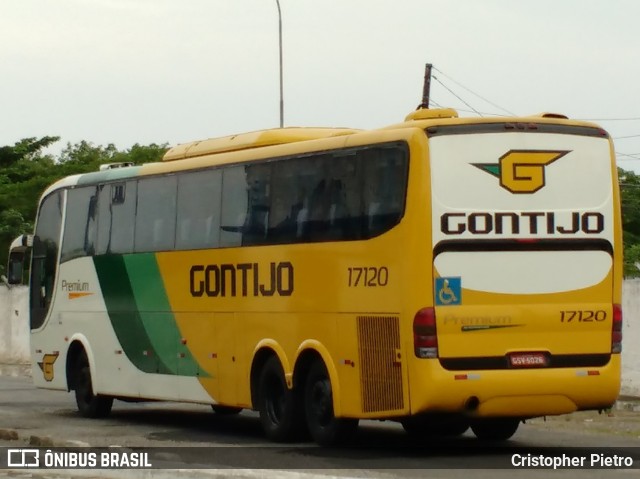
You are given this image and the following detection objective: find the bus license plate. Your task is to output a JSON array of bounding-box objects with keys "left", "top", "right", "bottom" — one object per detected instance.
[{"left": 509, "top": 352, "right": 548, "bottom": 368}]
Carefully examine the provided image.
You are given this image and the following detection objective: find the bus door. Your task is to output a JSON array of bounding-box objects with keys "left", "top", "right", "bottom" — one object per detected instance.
[{"left": 30, "top": 190, "right": 64, "bottom": 330}]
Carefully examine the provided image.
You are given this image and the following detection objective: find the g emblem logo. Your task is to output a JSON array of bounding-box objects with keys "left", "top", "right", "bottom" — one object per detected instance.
[
  {"left": 37, "top": 352, "right": 59, "bottom": 382},
  {"left": 474, "top": 150, "right": 569, "bottom": 194}
]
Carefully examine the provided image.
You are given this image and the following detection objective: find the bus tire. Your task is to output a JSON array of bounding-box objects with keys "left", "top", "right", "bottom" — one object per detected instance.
[
  {"left": 211, "top": 405, "right": 242, "bottom": 415},
  {"left": 74, "top": 352, "right": 113, "bottom": 418},
  {"left": 257, "top": 356, "right": 303, "bottom": 442},
  {"left": 470, "top": 418, "right": 519, "bottom": 441},
  {"left": 305, "top": 360, "right": 358, "bottom": 446}
]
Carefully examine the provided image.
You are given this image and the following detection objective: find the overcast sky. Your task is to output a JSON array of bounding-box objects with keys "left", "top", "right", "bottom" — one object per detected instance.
[{"left": 2, "top": 0, "right": 640, "bottom": 171}]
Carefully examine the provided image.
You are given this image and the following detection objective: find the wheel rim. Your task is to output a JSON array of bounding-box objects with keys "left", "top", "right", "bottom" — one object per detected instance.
[{"left": 310, "top": 378, "right": 332, "bottom": 427}]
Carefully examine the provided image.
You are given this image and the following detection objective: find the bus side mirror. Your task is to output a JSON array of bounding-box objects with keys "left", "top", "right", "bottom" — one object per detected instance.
[
  {"left": 7, "top": 251, "right": 25, "bottom": 285},
  {"left": 5, "top": 234, "right": 34, "bottom": 285}
]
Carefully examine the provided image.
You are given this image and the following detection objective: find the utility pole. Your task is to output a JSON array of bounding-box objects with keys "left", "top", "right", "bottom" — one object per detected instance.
[
  {"left": 275, "top": 0, "right": 284, "bottom": 127},
  {"left": 418, "top": 63, "right": 432, "bottom": 109}
]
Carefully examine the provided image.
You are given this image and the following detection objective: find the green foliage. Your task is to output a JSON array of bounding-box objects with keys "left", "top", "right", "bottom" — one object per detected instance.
[
  {"left": 0, "top": 137, "right": 167, "bottom": 274},
  {"left": 623, "top": 243, "right": 640, "bottom": 277},
  {"left": 0, "top": 136, "right": 59, "bottom": 167},
  {"left": 0, "top": 208, "right": 32, "bottom": 253},
  {"left": 620, "top": 168, "right": 640, "bottom": 277}
]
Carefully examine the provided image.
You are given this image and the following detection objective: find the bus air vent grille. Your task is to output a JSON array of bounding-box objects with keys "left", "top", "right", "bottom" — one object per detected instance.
[{"left": 357, "top": 315, "right": 404, "bottom": 413}]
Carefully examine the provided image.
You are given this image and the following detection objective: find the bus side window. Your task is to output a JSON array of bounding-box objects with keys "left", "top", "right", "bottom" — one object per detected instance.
[
  {"left": 152, "top": 219, "right": 166, "bottom": 249},
  {"left": 293, "top": 156, "right": 330, "bottom": 241},
  {"left": 60, "top": 186, "right": 98, "bottom": 263},
  {"left": 85, "top": 194, "right": 97, "bottom": 255},
  {"left": 96, "top": 181, "right": 136, "bottom": 255},
  {"left": 269, "top": 156, "right": 316, "bottom": 243},
  {"left": 220, "top": 167, "right": 248, "bottom": 247},
  {"left": 364, "top": 147, "right": 408, "bottom": 237},
  {"left": 242, "top": 163, "right": 271, "bottom": 246},
  {"left": 296, "top": 204, "right": 308, "bottom": 239},
  {"left": 176, "top": 169, "right": 222, "bottom": 250},
  {"left": 323, "top": 153, "right": 359, "bottom": 241},
  {"left": 135, "top": 176, "right": 177, "bottom": 253}
]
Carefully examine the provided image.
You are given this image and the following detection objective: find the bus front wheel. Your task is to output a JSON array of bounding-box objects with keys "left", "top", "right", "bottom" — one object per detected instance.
[
  {"left": 257, "top": 356, "right": 303, "bottom": 442},
  {"left": 74, "top": 352, "right": 113, "bottom": 418},
  {"left": 470, "top": 418, "right": 519, "bottom": 441},
  {"left": 305, "top": 360, "right": 358, "bottom": 446}
]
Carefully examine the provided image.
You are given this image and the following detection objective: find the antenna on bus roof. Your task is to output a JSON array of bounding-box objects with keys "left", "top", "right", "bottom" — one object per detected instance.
[{"left": 417, "top": 63, "right": 433, "bottom": 110}]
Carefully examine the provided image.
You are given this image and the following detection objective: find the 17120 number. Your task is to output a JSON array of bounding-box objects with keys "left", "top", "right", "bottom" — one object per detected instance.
[
  {"left": 560, "top": 310, "right": 606, "bottom": 322},
  {"left": 348, "top": 267, "right": 389, "bottom": 287}
]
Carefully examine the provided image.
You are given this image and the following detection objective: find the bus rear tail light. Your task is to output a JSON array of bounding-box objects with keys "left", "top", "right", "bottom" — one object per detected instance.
[
  {"left": 414, "top": 307, "right": 438, "bottom": 358},
  {"left": 612, "top": 304, "right": 622, "bottom": 353}
]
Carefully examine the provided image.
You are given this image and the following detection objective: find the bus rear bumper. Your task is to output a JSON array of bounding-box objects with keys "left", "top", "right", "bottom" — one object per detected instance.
[
  {"left": 409, "top": 355, "right": 621, "bottom": 419},
  {"left": 474, "top": 395, "right": 578, "bottom": 417}
]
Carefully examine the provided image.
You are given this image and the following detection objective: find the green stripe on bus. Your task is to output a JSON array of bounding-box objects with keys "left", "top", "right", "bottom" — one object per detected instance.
[
  {"left": 76, "top": 166, "right": 142, "bottom": 186},
  {"left": 93, "top": 255, "right": 173, "bottom": 375},
  {"left": 123, "top": 254, "right": 206, "bottom": 378}
]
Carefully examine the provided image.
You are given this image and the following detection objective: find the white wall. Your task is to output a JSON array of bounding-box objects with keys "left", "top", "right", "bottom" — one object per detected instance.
[
  {"left": 1, "top": 282, "right": 639, "bottom": 397},
  {"left": 0, "top": 285, "right": 29, "bottom": 365},
  {"left": 622, "top": 279, "right": 640, "bottom": 397}
]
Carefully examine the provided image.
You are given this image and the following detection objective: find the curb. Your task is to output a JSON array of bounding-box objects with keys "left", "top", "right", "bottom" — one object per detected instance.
[
  {"left": 617, "top": 395, "right": 640, "bottom": 402},
  {"left": 0, "top": 429, "right": 19, "bottom": 441},
  {"left": 0, "top": 427, "right": 90, "bottom": 448},
  {"left": 615, "top": 397, "right": 640, "bottom": 412}
]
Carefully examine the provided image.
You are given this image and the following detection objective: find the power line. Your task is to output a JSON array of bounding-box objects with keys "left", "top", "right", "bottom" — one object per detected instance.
[
  {"left": 428, "top": 97, "right": 445, "bottom": 109},
  {"left": 617, "top": 152, "right": 640, "bottom": 160},
  {"left": 453, "top": 107, "right": 508, "bottom": 117},
  {"left": 432, "top": 67, "right": 516, "bottom": 116},
  {"left": 429, "top": 96, "right": 500, "bottom": 116},
  {"left": 425, "top": 68, "right": 640, "bottom": 146},
  {"left": 614, "top": 134, "right": 640, "bottom": 140},
  {"left": 432, "top": 75, "right": 483, "bottom": 116},
  {"left": 580, "top": 117, "right": 640, "bottom": 122}
]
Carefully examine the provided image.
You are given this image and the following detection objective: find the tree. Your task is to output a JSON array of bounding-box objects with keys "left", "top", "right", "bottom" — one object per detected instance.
[
  {"left": 0, "top": 136, "right": 59, "bottom": 167},
  {"left": 619, "top": 168, "right": 640, "bottom": 277},
  {"left": 0, "top": 137, "right": 167, "bottom": 274}
]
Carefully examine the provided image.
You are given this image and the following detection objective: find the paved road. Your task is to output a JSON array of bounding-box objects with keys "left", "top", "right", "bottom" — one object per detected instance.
[{"left": 0, "top": 375, "right": 639, "bottom": 478}]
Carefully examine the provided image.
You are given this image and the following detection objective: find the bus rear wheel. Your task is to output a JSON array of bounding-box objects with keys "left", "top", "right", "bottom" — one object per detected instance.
[
  {"left": 305, "top": 360, "right": 358, "bottom": 446},
  {"left": 257, "top": 356, "right": 304, "bottom": 442},
  {"left": 470, "top": 418, "right": 519, "bottom": 441},
  {"left": 74, "top": 352, "right": 113, "bottom": 418}
]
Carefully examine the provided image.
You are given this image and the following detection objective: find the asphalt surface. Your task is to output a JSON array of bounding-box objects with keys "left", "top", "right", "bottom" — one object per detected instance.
[{"left": 0, "top": 369, "right": 639, "bottom": 479}]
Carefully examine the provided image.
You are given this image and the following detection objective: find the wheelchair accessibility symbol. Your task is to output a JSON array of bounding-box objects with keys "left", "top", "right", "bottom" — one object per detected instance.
[{"left": 435, "top": 277, "right": 462, "bottom": 306}]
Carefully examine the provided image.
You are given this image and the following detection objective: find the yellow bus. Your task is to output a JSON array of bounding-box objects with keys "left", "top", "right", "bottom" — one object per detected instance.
[{"left": 7, "top": 107, "right": 623, "bottom": 445}]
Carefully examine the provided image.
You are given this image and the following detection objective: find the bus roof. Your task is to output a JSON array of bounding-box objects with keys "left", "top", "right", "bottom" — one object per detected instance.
[
  {"left": 161, "top": 108, "right": 605, "bottom": 165},
  {"left": 163, "top": 127, "right": 361, "bottom": 161},
  {"left": 40, "top": 108, "right": 609, "bottom": 198}
]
